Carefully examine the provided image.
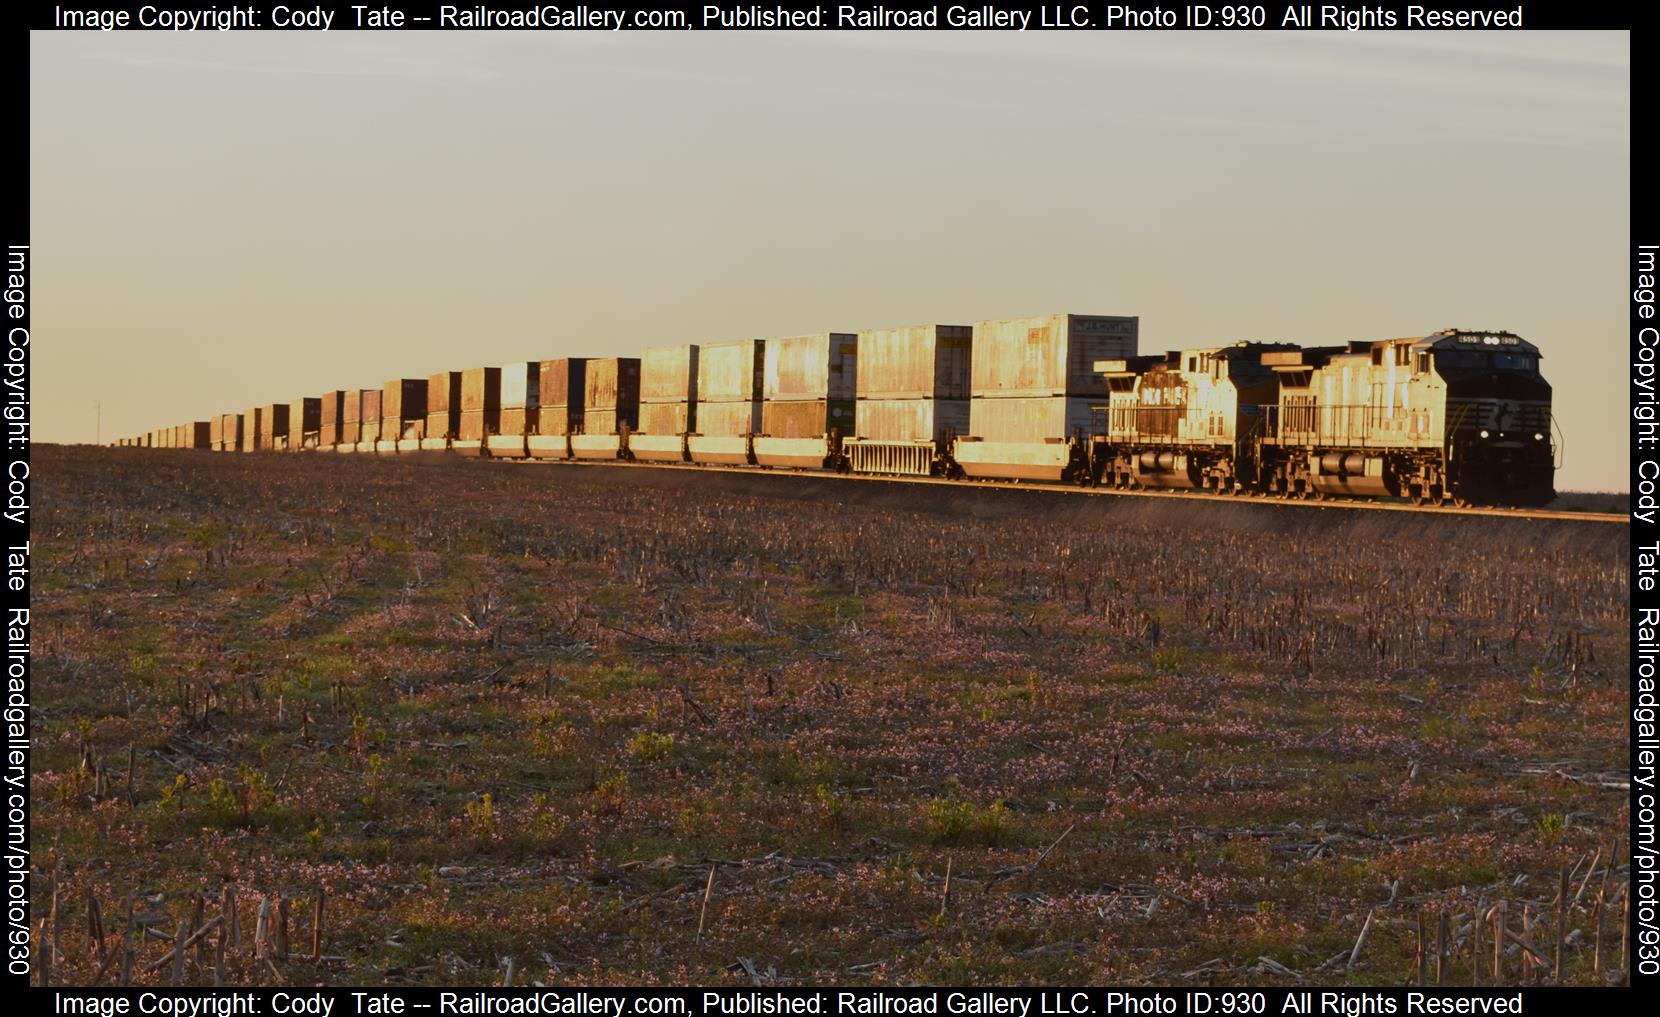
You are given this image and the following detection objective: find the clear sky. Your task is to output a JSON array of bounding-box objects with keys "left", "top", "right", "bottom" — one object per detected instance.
[{"left": 30, "top": 30, "right": 1629, "bottom": 490}]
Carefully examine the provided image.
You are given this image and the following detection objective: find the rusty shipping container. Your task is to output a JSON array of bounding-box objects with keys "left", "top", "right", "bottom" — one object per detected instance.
[
  {"left": 534, "top": 359, "right": 587, "bottom": 447},
  {"left": 583, "top": 357, "right": 640, "bottom": 416},
  {"left": 695, "top": 400, "right": 764, "bottom": 439},
  {"left": 359, "top": 389, "right": 384, "bottom": 447},
  {"left": 849, "top": 324, "right": 971, "bottom": 473},
  {"left": 752, "top": 334, "right": 856, "bottom": 468},
  {"left": 289, "top": 397, "right": 321, "bottom": 450},
  {"left": 854, "top": 398, "right": 972, "bottom": 445},
  {"left": 634, "top": 345, "right": 698, "bottom": 462},
  {"left": 697, "top": 340, "right": 764, "bottom": 404},
  {"left": 424, "top": 371, "right": 463, "bottom": 447},
  {"left": 189, "top": 421, "right": 211, "bottom": 449},
  {"left": 957, "top": 314, "right": 1138, "bottom": 482},
  {"left": 640, "top": 344, "right": 699, "bottom": 406},
  {"left": 339, "top": 389, "right": 362, "bottom": 446},
  {"left": 540, "top": 359, "right": 587, "bottom": 409},
  {"left": 763, "top": 333, "right": 857, "bottom": 403},
  {"left": 690, "top": 340, "right": 763, "bottom": 465},
  {"left": 971, "top": 314, "right": 1138, "bottom": 398},
  {"left": 318, "top": 390, "right": 345, "bottom": 448},
  {"left": 638, "top": 401, "right": 694, "bottom": 436},
  {"left": 857, "top": 324, "right": 973, "bottom": 400},
  {"left": 580, "top": 408, "right": 637, "bottom": 437},
  {"left": 259, "top": 404, "right": 290, "bottom": 451},
  {"left": 582, "top": 358, "right": 640, "bottom": 429},
  {"left": 454, "top": 367, "right": 501, "bottom": 448},
  {"left": 383, "top": 379, "right": 426, "bottom": 440}
]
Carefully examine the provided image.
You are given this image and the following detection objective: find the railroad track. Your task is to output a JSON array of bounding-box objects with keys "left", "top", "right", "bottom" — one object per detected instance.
[{"left": 481, "top": 455, "right": 1629, "bottom": 524}]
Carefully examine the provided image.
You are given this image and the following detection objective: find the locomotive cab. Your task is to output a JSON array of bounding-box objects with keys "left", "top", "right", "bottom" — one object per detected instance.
[{"left": 1425, "top": 330, "right": 1555, "bottom": 506}]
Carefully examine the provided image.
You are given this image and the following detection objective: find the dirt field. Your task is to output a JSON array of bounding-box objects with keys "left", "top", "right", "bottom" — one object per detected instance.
[{"left": 31, "top": 446, "right": 1630, "bottom": 986}]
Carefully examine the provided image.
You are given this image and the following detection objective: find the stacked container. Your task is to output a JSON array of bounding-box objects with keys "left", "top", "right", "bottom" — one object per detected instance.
[
  {"left": 289, "top": 397, "right": 321, "bottom": 451},
  {"left": 318, "top": 391, "right": 345, "bottom": 451},
  {"left": 571, "top": 357, "right": 640, "bottom": 460},
  {"left": 455, "top": 367, "right": 501, "bottom": 454},
  {"left": 848, "top": 324, "right": 972, "bottom": 476},
  {"left": 258, "top": 404, "right": 290, "bottom": 452},
  {"left": 359, "top": 389, "right": 384, "bottom": 451},
  {"left": 188, "top": 421, "right": 211, "bottom": 450},
  {"left": 689, "top": 340, "right": 764, "bottom": 465},
  {"left": 491, "top": 363, "right": 539, "bottom": 458},
  {"left": 632, "top": 345, "right": 699, "bottom": 462},
  {"left": 424, "top": 371, "right": 463, "bottom": 450},
  {"left": 755, "top": 333, "right": 857, "bottom": 468},
  {"left": 531, "top": 359, "right": 586, "bottom": 459},
  {"left": 383, "top": 379, "right": 426, "bottom": 452},
  {"left": 956, "top": 314, "right": 1139, "bottom": 481}
]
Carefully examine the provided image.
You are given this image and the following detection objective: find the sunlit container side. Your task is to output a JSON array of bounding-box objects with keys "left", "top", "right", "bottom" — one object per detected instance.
[
  {"left": 491, "top": 362, "right": 539, "bottom": 458},
  {"left": 221, "top": 413, "right": 245, "bottom": 454},
  {"left": 689, "top": 340, "right": 764, "bottom": 465},
  {"left": 755, "top": 333, "right": 856, "bottom": 468},
  {"left": 383, "top": 379, "right": 426, "bottom": 452},
  {"left": 696, "top": 340, "right": 764, "bottom": 404},
  {"left": 583, "top": 358, "right": 640, "bottom": 416},
  {"left": 849, "top": 324, "right": 972, "bottom": 474},
  {"left": 696, "top": 397, "right": 763, "bottom": 434},
  {"left": 687, "top": 396, "right": 759, "bottom": 465},
  {"left": 421, "top": 371, "right": 462, "bottom": 450},
  {"left": 570, "top": 357, "right": 641, "bottom": 460},
  {"left": 288, "top": 397, "right": 321, "bottom": 451},
  {"left": 633, "top": 344, "right": 699, "bottom": 462},
  {"left": 453, "top": 366, "right": 501, "bottom": 454},
  {"left": 318, "top": 390, "right": 345, "bottom": 450},
  {"left": 531, "top": 358, "right": 587, "bottom": 458},
  {"left": 970, "top": 314, "right": 1138, "bottom": 398},
  {"left": 258, "top": 404, "right": 291, "bottom": 452},
  {"left": 209, "top": 416, "right": 224, "bottom": 451},
  {"left": 958, "top": 314, "right": 1139, "bottom": 482},
  {"left": 358, "top": 388, "right": 383, "bottom": 451},
  {"left": 339, "top": 389, "right": 362, "bottom": 450}
]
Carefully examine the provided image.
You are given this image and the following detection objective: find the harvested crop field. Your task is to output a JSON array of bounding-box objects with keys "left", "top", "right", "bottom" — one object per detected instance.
[{"left": 31, "top": 445, "right": 1630, "bottom": 986}]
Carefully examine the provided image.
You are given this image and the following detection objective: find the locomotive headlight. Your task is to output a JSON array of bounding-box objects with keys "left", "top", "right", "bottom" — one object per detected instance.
[
  {"left": 1534, "top": 432, "right": 1544, "bottom": 441},
  {"left": 1479, "top": 429, "right": 1490, "bottom": 439}
]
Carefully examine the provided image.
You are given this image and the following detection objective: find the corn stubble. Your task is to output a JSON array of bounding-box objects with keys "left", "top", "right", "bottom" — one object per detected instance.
[{"left": 32, "top": 447, "right": 1629, "bottom": 986}]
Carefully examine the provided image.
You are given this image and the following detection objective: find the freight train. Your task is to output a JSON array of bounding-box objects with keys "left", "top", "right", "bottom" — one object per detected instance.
[{"left": 116, "top": 315, "right": 1558, "bottom": 508}]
